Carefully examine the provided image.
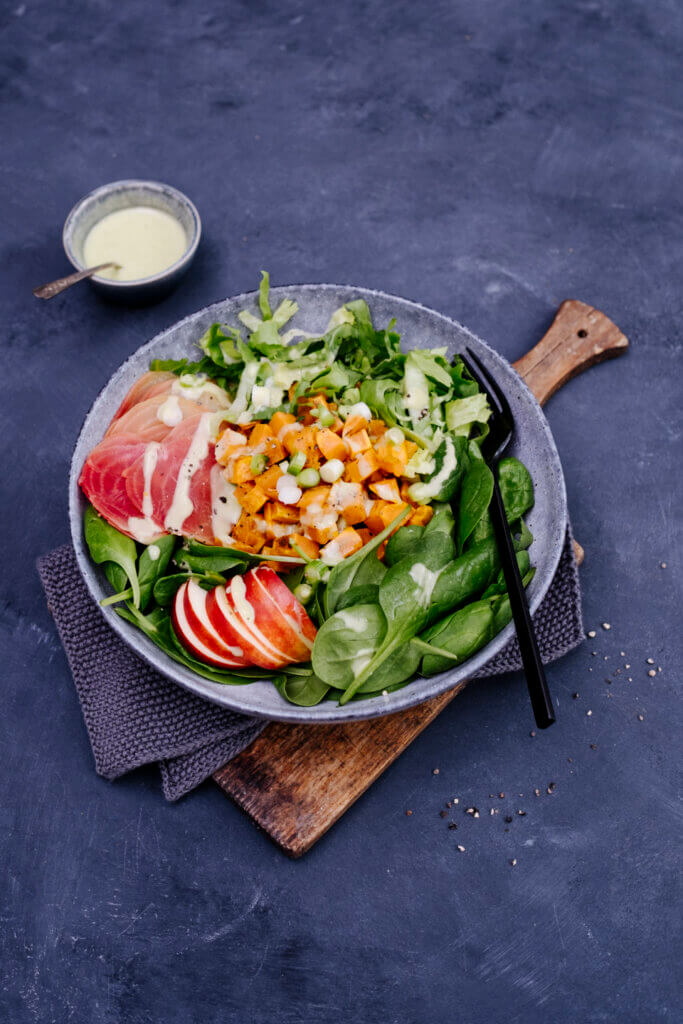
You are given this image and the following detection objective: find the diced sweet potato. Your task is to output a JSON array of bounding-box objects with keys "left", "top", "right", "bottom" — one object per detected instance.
[
  {"left": 316, "top": 428, "right": 348, "bottom": 462},
  {"left": 269, "top": 501, "right": 300, "bottom": 524},
  {"left": 321, "top": 526, "right": 363, "bottom": 562},
  {"left": 375, "top": 438, "right": 410, "bottom": 476},
  {"left": 230, "top": 455, "right": 258, "bottom": 485},
  {"left": 232, "top": 512, "right": 265, "bottom": 550},
  {"left": 410, "top": 505, "right": 434, "bottom": 527},
  {"left": 369, "top": 477, "right": 401, "bottom": 503},
  {"left": 235, "top": 484, "right": 268, "bottom": 515},
  {"left": 368, "top": 419, "right": 387, "bottom": 438},
  {"left": 306, "top": 521, "right": 339, "bottom": 545},
  {"left": 215, "top": 428, "right": 248, "bottom": 466},
  {"left": 254, "top": 465, "right": 284, "bottom": 499},
  {"left": 342, "top": 413, "right": 370, "bottom": 437},
  {"left": 297, "top": 484, "right": 331, "bottom": 509},
  {"left": 345, "top": 448, "right": 379, "bottom": 482},
  {"left": 328, "top": 480, "right": 367, "bottom": 526},
  {"left": 270, "top": 411, "right": 296, "bottom": 436},
  {"left": 346, "top": 429, "right": 371, "bottom": 455},
  {"left": 366, "top": 500, "right": 409, "bottom": 535},
  {"left": 356, "top": 527, "right": 372, "bottom": 546},
  {"left": 288, "top": 533, "right": 320, "bottom": 560},
  {"left": 249, "top": 423, "right": 274, "bottom": 447}
]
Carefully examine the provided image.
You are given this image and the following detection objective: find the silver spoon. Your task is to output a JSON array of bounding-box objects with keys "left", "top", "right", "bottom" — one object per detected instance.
[{"left": 33, "top": 263, "right": 121, "bottom": 300}]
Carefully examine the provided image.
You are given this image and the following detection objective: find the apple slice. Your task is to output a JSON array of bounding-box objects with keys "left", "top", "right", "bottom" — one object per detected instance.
[
  {"left": 172, "top": 582, "right": 245, "bottom": 669},
  {"left": 206, "top": 583, "right": 291, "bottom": 670},
  {"left": 183, "top": 580, "right": 248, "bottom": 666},
  {"left": 243, "top": 566, "right": 316, "bottom": 662}
]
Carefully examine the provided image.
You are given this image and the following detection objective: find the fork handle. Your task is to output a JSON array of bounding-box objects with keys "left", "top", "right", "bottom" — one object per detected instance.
[{"left": 489, "top": 473, "right": 556, "bottom": 729}]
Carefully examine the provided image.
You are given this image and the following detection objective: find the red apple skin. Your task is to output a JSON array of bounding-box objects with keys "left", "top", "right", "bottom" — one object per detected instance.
[
  {"left": 183, "top": 580, "right": 248, "bottom": 667},
  {"left": 172, "top": 583, "right": 245, "bottom": 669},
  {"left": 251, "top": 566, "right": 317, "bottom": 648},
  {"left": 206, "top": 584, "right": 286, "bottom": 670},
  {"left": 242, "top": 567, "right": 315, "bottom": 663}
]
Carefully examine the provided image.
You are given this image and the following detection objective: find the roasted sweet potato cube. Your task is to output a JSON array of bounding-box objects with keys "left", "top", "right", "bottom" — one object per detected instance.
[
  {"left": 263, "top": 435, "right": 286, "bottom": 465},
  {"left": 269, "top": 501, "right": 300, "bottom": 524},
  {"left": 410, "top": 505, "right": 434, "bottom": 527},
  {"left": 235, "top": 484, "right": 268, "bottom": 515},
  {"left": 355, "top": 527, "right": 372, "bottom": 546},
  {"left": 375, "top": 438, "right": 410, "bottom": 476},
  {"left": 232, "top": 512, "right": 265, "bottom": 550},
  {"left": 215, "top": 428, "right": 248, "bottom": 466},
  {"left": 320, "top": 527, "right": 363, "bottom": 563},
  {"left": 269, "top": 411, "right": 296, "bottom": 436},
  {"left": 342, "top": 413, "right": 370, "bottom": 437},
  {"left": 316, "top": 428, "right": 348, "bottom": 462},
  {"left": 288, "top": 533, "right": 320, "bottom": 560},
  {"left": 368, "top": 419, "right": 387, "bottom": 438},
  {"left": 345, "top": 448, "right": 378, "bottom": 482},
  {"left": 366, "top": 500, "right": 409, "bottom": 535},
  {"left": 297, "top": 484, "right": 331, "bottom": 509},
  {"left": 369, "top": 477, "right": 402, "bottom": 503},
  {"left": 254, "top": 465, "right": 283, "bottom": 499},
  {"left": 230, "top": 455, "right": 257, "bottom": 485},
  {"left": 346, "top": 429, "right": 371, "bottom": 456},
  {"left": 249, "top": 423, "right": 275, "bottom": 447}
]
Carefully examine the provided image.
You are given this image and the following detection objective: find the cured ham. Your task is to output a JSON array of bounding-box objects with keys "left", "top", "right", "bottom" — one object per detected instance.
[
  {"left": 78, "top": 434, "right": 150, "bottom": 538},
  {"left": 111, "top": 371, "right": 176, "bottom": 421},
  {"left": 124, "top": 414, "right": 218, "bottom": 543},
  {"left": 105, "top": 393, "right": 207, "bottom": 443}
]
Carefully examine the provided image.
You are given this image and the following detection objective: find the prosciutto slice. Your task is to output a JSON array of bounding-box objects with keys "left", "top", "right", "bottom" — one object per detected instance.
[
  {"left": 105, "top": 393, "right": 206, "bottom": 443},
  {"left": 124, "top": 414, "right": 218, "bottom": 544},
  {"left": 111, "top": 371, "right": 176, "bottom": 421},
  {"left": 79, "top": 434, "right": 150, "bottom": 538}
]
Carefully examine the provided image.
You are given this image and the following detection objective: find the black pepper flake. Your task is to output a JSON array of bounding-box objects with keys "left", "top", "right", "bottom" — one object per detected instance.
[
  {"left": 219, "top": 496, "right": 227, "bottom": 504},
  {"left": 465, "top": 807, "right": 479, "bottom": 817},
  {"left": 439, "top": 810, "right": 447, "bottom": 819},
  {"left": 405, "top": 810, "right": 412, "bottom": 817},
  {"left": 573, "top": 693, "right": 579, "bottom": 699},
  {"left": 446, "top": 801, "right": 452, "bottom": 809},
  {"left": 498, "top": 792, "right": 505, "bottom": 799},
  {"left": 534, "top": 788, "right": 541, "bottom": 797},
  {"left": 530, "top": 730, "right": 536, "bottom": 737},
  {"left": 590, "top": 744, "right": 597, "bottom": 750},
  {"left": 448, "top": 823, "right": 458, "bottom": 830},
  {"left": 547, "top": 782, "right": 556, "bottom": 793},
  {"left": 504, "top": 815, "right": 513, "bottom": 823}
]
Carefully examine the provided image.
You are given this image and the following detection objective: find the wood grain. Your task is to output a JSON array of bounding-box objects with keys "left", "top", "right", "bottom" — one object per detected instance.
[{"left": 213, "top": 300, "right": 628, "bottom": 856}]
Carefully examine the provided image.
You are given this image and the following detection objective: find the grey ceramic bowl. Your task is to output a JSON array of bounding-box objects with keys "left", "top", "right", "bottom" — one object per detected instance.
[
  {"left": 69, "top": 285, "right": 567, "bottom": 722},
  {"left": 62, "top": 179, "right": 201, "bottom": 302}
]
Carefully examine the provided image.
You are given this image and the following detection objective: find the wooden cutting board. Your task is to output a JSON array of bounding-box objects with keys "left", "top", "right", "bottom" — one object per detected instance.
[{"left": 214, "top": 300, "right": 628, "bottom": 856}]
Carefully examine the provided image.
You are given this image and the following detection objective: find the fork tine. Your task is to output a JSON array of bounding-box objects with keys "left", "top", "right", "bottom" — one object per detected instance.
[{"left": 466, "top": 348, "right": 512, "bottom": 422}]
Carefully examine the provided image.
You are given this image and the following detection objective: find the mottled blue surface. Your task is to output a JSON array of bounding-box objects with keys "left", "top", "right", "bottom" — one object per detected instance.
[{"left": 1, "top": 2, "right": 681, "bottom": 1022}]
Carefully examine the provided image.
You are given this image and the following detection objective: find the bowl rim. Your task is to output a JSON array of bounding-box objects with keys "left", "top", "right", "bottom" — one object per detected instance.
[
  {"left": 69, "top": 283, "right": 568, "bottom": 722},
  {"left": 62, "top": 178, "right": 202, "bottom": 288}
]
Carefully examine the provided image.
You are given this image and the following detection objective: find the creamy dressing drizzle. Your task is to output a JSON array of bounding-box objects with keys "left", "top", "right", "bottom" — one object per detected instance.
[
  {"left": 209, "top": 465, "right": 242, "bottom": 544},
  {"left": 336, "top": 610, "right": 370, "bottom": 632},
  {"left": 409, "top": 563, "right": 440, "bottom": 606},
  {"left": 147, "top": 544, "right": 161, "bottom": 561},
  {"left": 156, "top": 394, "right": 183, "bottom": 427},
  {"left": 229, "top": 576, "right": 293, "bottom": 660},
  {"left": 126, "top": 441, "right": 162, "bottom": 543},
  {"left": 172, "top": 377, "right": 231, "bottom": 409},
  {"left": 164, "top": 414, "right": 212, "bottom": 533}
]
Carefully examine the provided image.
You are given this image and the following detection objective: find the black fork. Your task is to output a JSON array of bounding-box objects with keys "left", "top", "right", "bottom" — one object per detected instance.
[{"left": 461, "top": 348, "right": 555, "bottom": 729}]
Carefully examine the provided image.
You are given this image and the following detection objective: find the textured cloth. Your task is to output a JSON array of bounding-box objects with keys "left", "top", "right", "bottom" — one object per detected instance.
[{"left": 37, "top": 527, "right": 582, "bottom": 800}]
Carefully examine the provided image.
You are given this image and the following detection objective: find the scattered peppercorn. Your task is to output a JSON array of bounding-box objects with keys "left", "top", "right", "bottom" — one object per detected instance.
[
  {"left": 432, "top": 768, "right": 440, "bottom": 775},
  {"left": 439, "top": 810, "right": 447, "bottom": 818},
  {"left": 530, "top": 730, "right": 536, "bottom": 737},
  {"left": 505, "top": 815, "right": 513, "bottom": 823},
  {"left": 498, "top": 793, "right": 505, "bottom": 799},
  {"left": 602, "top": 622, "right": 611, "bottom": 631},
  {"left": 573, "top": 692, "right": 580, "bottom": 699},
  {"left": 647, "top": 658, "right": 654, "bottom": 664},
  {"left": 586, "top": 709, "right": 593, "bottom": 716},
  {"left": 517, "top": 810, "right": 526, "bottom": 817},
  {"left": 534, "top": 788, "right": 541, "bottom": 797},
  {"left": 648, "top": 669, "right": 656, "bottom": 677},
  {"left": 457, "top": 844, "right": 466, "bottom": 852},
  {"left": 510, "top": 859, "right": 517, "bottom": 867},
  {"left": 587, "top": 630, "right": 596, "bottom": 638},
  {"left": 448, "top": 823, "right": 458, "bottom": 830},
  {"left": 590, "top": 744, "right": 597, "bottom": 750},
  {"left": 405, "top": 810, "right": 413, "bottom": 816},
  {"left": 637, "top": 714, "right": 644, "bottom": 721},
  {"left": 547, "top": 782, "right": 556, "bottom": 793}
]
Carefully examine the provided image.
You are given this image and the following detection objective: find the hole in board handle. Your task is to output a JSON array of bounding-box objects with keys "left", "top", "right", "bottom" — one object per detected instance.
[{"left": 577, "top": 329, "right": 588, "bottom": 338}]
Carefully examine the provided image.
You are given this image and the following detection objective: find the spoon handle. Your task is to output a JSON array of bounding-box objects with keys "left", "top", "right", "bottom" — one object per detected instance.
[{"left": 33, "top": 263, "right": 119, "bottom": 299}]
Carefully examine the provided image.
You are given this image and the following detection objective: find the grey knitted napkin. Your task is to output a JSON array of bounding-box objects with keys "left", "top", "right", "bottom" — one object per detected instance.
[{"left": 37, "top": 526, "right": 582, "bottom": 800}]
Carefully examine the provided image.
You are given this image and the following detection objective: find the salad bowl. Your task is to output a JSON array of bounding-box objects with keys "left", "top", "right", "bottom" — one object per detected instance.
[{"left": 69, "top": 284, "right": 567, "bottom": 722}]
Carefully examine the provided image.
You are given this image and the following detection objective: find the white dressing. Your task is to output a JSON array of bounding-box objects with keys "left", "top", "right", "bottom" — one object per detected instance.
[
  {"left": 164, "top": 414, "right": 212, "bottom": 533},
  {"left": 409, "top": 563, "right": 441, "bottom": 606},
  {"left": 156, "top": 394, "right": 183, "bottom": 427},
  {"left": 336, "top": 610, "right": 370, "bottom": 632},
  {"left": 147, "top": 544, "right": 161, "bottom": 561},
  {"left": 210, "top": 465, "right": 242, "bottom": 545},
  {"left": 126, "top": 441, "right": 162, "bottom": 543},
  {"left": 83, "top": 206, "right": 188, "bottom": 282}
]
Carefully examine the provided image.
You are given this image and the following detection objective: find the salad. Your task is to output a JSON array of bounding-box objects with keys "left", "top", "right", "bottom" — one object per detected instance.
[{"left": 80, "top": 274, "right": 535, "bottom": 707}]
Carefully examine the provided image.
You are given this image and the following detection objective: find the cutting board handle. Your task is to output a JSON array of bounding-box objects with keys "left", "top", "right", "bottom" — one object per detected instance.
[{"left": 512, "top": 299, "right": 629, "bottom": 407}]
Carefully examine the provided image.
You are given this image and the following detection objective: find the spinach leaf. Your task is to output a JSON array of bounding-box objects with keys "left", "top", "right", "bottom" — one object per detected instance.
[
  {"left": 512, "top": 518, "right": 534, "bottom": 551},
  {"left": 424, "top": 502, "right": 455, "bottom": 537},
  {"left": 336, "top": 584, "right": 381, "bottom": 611},
  {"left": 312, "top": 604, "right": 387, "bottom": 689},
  {"left": 457, "top": 459, "right": 494, "bottom": 553},
  {"left": 152, "top": 571, "right": 226, "bottom": 606},
  {"left": 274, "top": 671, "right": 330, "bottom": 707},
  {"left": 481, "top": 550, "right": 531, "bottom": 598},
  {"left": 180, "top": 550, "right": 245, "bottom": 575},
  {"left": 101, "top": 535, "right": 177, "bottom": 609},
  {"left": 183, "top": 539, "right": 304, "bottom": 569},
  {"left": 352, "top": 640, "right": 422, "bottom": 694},
  {"left": 428, "top": 537, "right": 500, "bottom": 623},
  {"left": 465, "top": 511, "right": 494, "bottom": 549},
  {"left": 84, "top": 505, "right": 140, "bottom": 608},
  {"left": 384, "top": 525, "right": 425, "bottom": 567},
  {"left": 337, "top": 533, "right": 455, "bottom": 703},
  {"left": 490, "top": 569, "right": 535, "bottom": 633},
  {"left": 323, "top": 505, "right": 409, "bottom": 617},
  {"left": 499, "top": 458, "right": 534, "bottom": 521},
  {"left": 419, "top": 600, "right": 495, "bottom": 675}
]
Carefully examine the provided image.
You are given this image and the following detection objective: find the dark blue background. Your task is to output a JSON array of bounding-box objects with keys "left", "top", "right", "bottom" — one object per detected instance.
[{"left": 2, "top": 2, "right": 681, "bottom": 1021}]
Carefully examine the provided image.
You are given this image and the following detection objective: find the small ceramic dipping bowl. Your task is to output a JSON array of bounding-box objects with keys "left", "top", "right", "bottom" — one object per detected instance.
[{"left": 62, "top": 179, "right": 201, "bottom": 303}]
